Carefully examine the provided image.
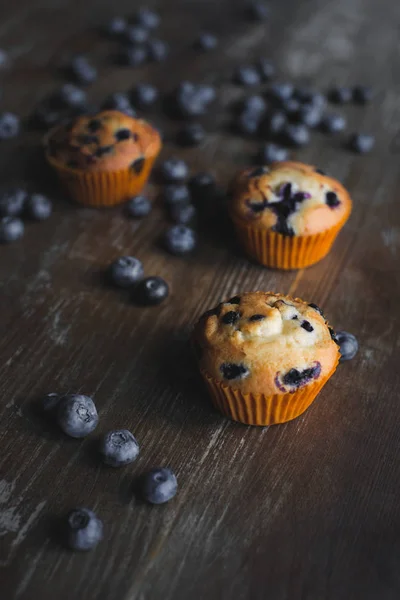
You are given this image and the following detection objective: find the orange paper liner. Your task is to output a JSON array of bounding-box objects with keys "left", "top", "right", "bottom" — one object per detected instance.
[
  {"left": 200, "top": 360, "right": 339, "bottom": 426},
  {"left": 46, "top": 152, "right": 159, "bottom": 208},
  {"left": 230, "top": 208, "right": 351, "bottom": 269}
]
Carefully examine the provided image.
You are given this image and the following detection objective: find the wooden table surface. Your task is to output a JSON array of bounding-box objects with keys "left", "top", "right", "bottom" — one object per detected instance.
[{"left": 1, "top": 0, "right": 400, "bottom": 598}]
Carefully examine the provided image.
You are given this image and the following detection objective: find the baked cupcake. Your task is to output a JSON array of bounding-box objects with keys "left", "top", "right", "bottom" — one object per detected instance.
[
  {"left": 192, "top": 291, "right": 340, "bottom": 425},
  {"left": 45, "top": 110, "right": 161, "bottom": 207},
  {"left": 229, "top": 162, "right": 352, "bottom": 269}
]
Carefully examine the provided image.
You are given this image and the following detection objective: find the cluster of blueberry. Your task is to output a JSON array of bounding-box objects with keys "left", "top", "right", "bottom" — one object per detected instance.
[
  {"left": 109, "top": 256, "right": 169, "bottom": 305},
  {"left": 0, "top": 188, "right": 52, "bottom": 243},
  {"left": 41, "top": 392, "right": 178, "bottom": 550},
  {"left": 233, "top": 78, "right": 375, "bottom": 164}
]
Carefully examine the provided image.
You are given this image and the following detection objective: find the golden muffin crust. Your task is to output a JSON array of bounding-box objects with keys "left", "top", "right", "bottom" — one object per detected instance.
[
  {"left": 230, "top": 161, "right": 352, "bottom": 236},
  {"left": 193, "top": 291, "right": 340, "bottom": 395},
  {"left": 46, "top": 110, "right": 161, "bottom": 173}
]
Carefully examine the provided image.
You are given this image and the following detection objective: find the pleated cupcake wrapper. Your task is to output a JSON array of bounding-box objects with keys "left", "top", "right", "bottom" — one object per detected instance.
[
  {"left": 46, "top": 153, "right": 158, "bottom": 208},
  {"left": 200, "top": 359, "right": 339, "bottom": 426},
  {"left": 231, "top": 208, "right": 351, "bottom": 269}
]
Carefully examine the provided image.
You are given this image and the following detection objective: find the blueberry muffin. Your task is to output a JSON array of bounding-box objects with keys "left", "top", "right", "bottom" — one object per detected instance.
[
  {"left": 229, "top": 161, "right": 352, "bottom": 269},
  {"left": 45, "top": 110, "right": 161, "bottom": 207},
  {"left": 193, "top": 291, "right": 340, "bottom": 425}
]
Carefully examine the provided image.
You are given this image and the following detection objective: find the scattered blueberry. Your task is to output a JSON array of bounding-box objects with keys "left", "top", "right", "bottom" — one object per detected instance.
[
  {"left": 0, "top": 112, "right": 20, "bottom": 139},
  {"left": 104, "top": 16, "right": 127, "bottom": 37},
  {"left": 123, "top": 25, "right": 149, "bottom": 45},
  {"left": 40, "top": 392, "right": 62, "bottom": 415},
  {"left": 119, "top": 45, "right": 148, "bottom": 67},
  {"left": 295, "top": 104, "right": 322, "bottom": 128},
  {"left": 134, "top": 7, "right": 160, "bottom": 29},
  {"left": 241, "top": 95, "right": 267, "bottom": 115},
  {"left": 195, "top": 32, "right": 218, "bottom": 51},
  {"left": 68, "top": 55, "right": 97, "bottom": 85},
  {"left": 0, "top": 217, "right": 24, "bottom": 243},
  {"left": 162, "top": 184, "right": 191, "bottom": 206},
  {"left": 283, "top": 123, "right": 310, "bottom": 147},
  {"left": 32, "top": 103, "right": 62, "bottom": 129},
  {"left": 353, "top": 85, "right": 372, "bottom": 105},
  {"left": 135, "top": 276, "right": 169, "bottom": 305},
  {"left": 141, "top": 468, "right": 178, "bottom": 504},
  {"left": 25, "top": 194, "right": 52, "bottom": 221},
  {"left": 170, "top": 81, "right": 213, "bottom": 118},
  {"left": 348, "top": 133, "right": 375, "bottom": 154},
  {"left": 236, "top": 110, "right": 261, "bottom": 136},
  {"left": 66, "top": 508, "right": 103, "bottom": 551},
  {"left": 100, "top": 430, "right": 139, "bottom": 467},
  {"left": 109, "top": 256, "right": 144, "bottom": 288},
  {"left": 259, "top": 111, "right": 287, "bottom": 138},
  {"left": 169, "top": 203, "right": 196, "bottom": 225},
  {"left": 56, "top": 84, "right": 87, "bottom": 108},
  {"left": 258, "top": 143, "right": 289, "bottom": 163},
  {"left": 282, "top": 98, "right": 300, "bottom": 118},
  {"left": 159, "top": 158, "right": 189, "bottom": 183},
  {"left": 57, "top": 394, "right": 99, "bottom": 438},
  {"left": 328, "top": 87, "right": 352, "bottom": 104},
  {"left": 234, "top": 65, "right": 261, "bottom": 87},
  {"left": 246, "top": 1, "right": 269, "bottom": 20},
  {"left": 147, "top": 39, "right": 169, "bottom": 61},
  {"left": 164, "top": 225, "right": 196, "bottom": 255},
  {"left": 102, "top": 92, "right": 135, "bottom": 115},
  {"left": 0, "top": 187, "right": 27, "bottom": 217},
  {"left": 321, "top": 113, "right": 346, "bottom": 133},
  {"left": 336, "top": 331, "right": 359, "bottom": 362},
  {"left": 269, "top": 82, "right": 294, "bottom": 104},
  {"left": 126, "top": 195, "right": 151, "bottom": 219},
  {"left": 0, "top": 49, "right": 8, "bottom": 68},
  {"left": 189, "top": 172, "right": 215, "bottom": 194},
  {"left": 131, "top": 83, "right": 158, "bottom": 108},
  {"left": 177, "top": 122, "right": 205, "bottom": 146},
  {"left": 257, "top": 58, "right": 275, "bottom": 81},
  {"left": 195, "top": 84, "right": 217, "bottom": 105}
]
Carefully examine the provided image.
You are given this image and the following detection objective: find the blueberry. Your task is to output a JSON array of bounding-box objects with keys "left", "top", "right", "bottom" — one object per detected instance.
[
  {"left": 241, "top": 95, "right": 267, "bottom": 116},
  {"left": 295, "top": 104, "right": 322, "bottom": 128},
  {"left": 25, "top": 194, "right": 52, "bottom": 221},
  {"left": 0, "top": 217, "right": 24, "bottom": 242},
  {"left": 135, "top": 276, "right": 169, "bottom": 305},
  {"left": 325, "top": 191, "right": 341, "bottom": 208},
  {"left": 257, "top": 58, "right": 275, "bottom": 81},
  {"left": 66, "top": 508, "right": 103, "bottom": 551},
  {"left": 0, "top": 49, "right": 8, "bottom": 67},
  {"left": 164, "top": 225, "right": 196, "bottom": 255},
  {"left": 259, "top": 111, "right": 287, "bottom": 138},
  {"left": 68, "top": 55, "right": 97, "bottom": 86},
  {"left": 189, "top": 172, "right": 216, "bottom": 195},
  {"left": 328, "top": 87, "right": 352, "bottom": 104},
  {"left": 321, "top": 113, "right": 346, "bottom": 133},
  {"left": 170, "top": 81, "right": 214, "bottom": 118},
  {"left": 57, "top": 394, "right": 99, "bottom": 438},
  {"left": 170, "top": 203, "right": 196, "bottom": 225},
  {"left": 301, "top": 320, "right": 314, "bottom": 332},
  {"left": 348, "top": 133, "right": 375, "bottom": 154},
  {"left": 177, "top": 122, "right": 205, "bottom": 146},
  {"left": 102, "top": 92, "right": 135, "bottom": 115},
  {"left": 220, "top": 363, "right": 249, "bottom": 380},
  {"left": 308, "top": 303, "right": 324, "bottom": 316},
  {"left": 336, "top": 330, "right": 359, "bottom": 362},
  {"left": 282, "top": 98, "right": 301, "bottom": 117},
  {"left": 353, "top": 85, "right": 372, "bottom": 105},
  {"left": 126, "top": 195, "right": 151, "bottom": 219},
  {"left": 258, "top": 143, "right": 289, "bottom": 163},
  {"left": 124, "top": 25, "right": 149, "bottom": 45},
  {"left": 141, "top": 468, "right": 178, "bottom": 504},
  {"left": 56, "top": 84, "right": 87, "bottom": 108},
  {"left": 0, "top": 187, "right": 27, "bottom": 217},
  {"left": 159, "top": 158, "right": 189, "bottom": 183},
  {"left": 131, "top": 83, "right": 158, "bottom": 108},
  {"left": 119, "top": 45, "right": 148, "bottom": 67},
  {"left": 234, "top": 65, "right": 261, "bottom": 87},
  {"left": 32, "top": 102, "right": 62, "bottom": 130},
  {"left": 269, "top": 82, "right": 294, "bottom": 104},
  {"left": 246, "top": 1, "right": 269, "bottom": 20},
  {"left": 100, "top": 430, "right": 139, "bottom": 467},
  {"left": 109, "top": 256, "right": 144, "bottom": 287},
  {"left": 236, "top": 110, "right": 261, "bottom": 136},
  {"left": 147, "top": 39, "right": 169, "bottom": 61},
  {"left": 134, "top": 7, "right": 160, "bottom": 29},
  {"left": 283, "top": 123, "right": 310, "bottom": 147},
  {"left": 104, "top": 16, "right": 127, "bottom": 37},
  {"left": 222, "top": 311, "right": 240, "bottom": 325},
  {"left": 0, "top": 112, "right": 20, "bottom": 139},
  {"left": 162, "top": 184, "right": 191, "bottom": 206},
  {"left": 195, "top": 32, "right": 218, "bottom": 51},
  {"left": 40, "top": 392, "right": 62, "bottom": 415},
  {"left": 196, "top": 84, "right": 217, "bottom": 105}
]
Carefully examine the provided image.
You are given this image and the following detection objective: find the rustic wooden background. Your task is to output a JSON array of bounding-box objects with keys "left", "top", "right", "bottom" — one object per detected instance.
[{"left": 0, "top": 0, "right": 400, "bottom": 598}]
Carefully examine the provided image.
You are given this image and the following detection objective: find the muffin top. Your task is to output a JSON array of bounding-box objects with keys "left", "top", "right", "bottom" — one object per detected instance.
[
  {"left": 193, "top": 291, "right": 340, "bottom": 395},
  {"left": 230, "top": 161, "right": 352, "bottom": 236},
  {"left": 45, "top": 110, "right": 161, "bottom": 172}
]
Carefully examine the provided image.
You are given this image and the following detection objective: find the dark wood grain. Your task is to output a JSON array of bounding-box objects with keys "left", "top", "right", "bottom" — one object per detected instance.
[{"left": 0, "top": 0, "right": 400, "bottom": 598}]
